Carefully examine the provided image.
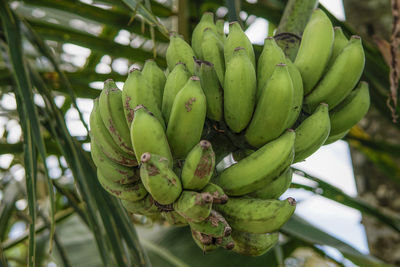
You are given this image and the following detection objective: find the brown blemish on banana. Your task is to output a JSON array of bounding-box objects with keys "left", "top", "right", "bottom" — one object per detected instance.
[
  {"left": 194, "top": 153, "right": 214, "bottom": 178},
  {"left": 124, "top": 96, "right": 134, "bottom": 123},
  {"left": 185, "top": 97, "right": 196, "bottom": 112},
  {"left": 146, "top": 164, "right": 160, "bottom": 176}
]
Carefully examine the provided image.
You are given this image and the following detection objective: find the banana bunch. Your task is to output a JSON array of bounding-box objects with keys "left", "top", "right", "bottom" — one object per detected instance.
[{"left": 88, "top": 9, "right": 370, "bottom": 256}]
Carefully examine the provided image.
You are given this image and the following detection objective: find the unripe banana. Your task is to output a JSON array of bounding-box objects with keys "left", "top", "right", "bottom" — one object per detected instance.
[
  {"left": 189, "top": 210, "right": 232, "bottom": 238},
  {"left": 329, "top": 81, "right": 370, "bottom": 136},
  {"left": 324, "top": 130, "right": 349, "bottom": 145},
  {"left": 231, "top": 230, "right": 278, "bottom": 256},
  {"left": 216, "top": 19, "right": 226, "bottom": 43},
  {"left": 140, "top": 153, "right": 182, "bottom": 205},
  {"left": 215, "top": 130, "right": 295, "bottom": 196},
  {"left": 130, "top": 105, "right": 173, "bottom": 166},
  {"left": 166, "top": 33, "right": 196, "bottom": 74},
  {"left": 248, "top": 168, "right": 293, "bottom": 199},
  {"left": 285, "top": 59, "right": 304, "bottom": 128},
  {"left": 121, "top": 195, "right": 159, "bottom": 216},
  {"left": 142, "top": 59, "right": 166, "bottom": 109},
  {"left": 304, "top": 36, "right": 365, "bottom": 113},
  {"left": 202, "top": 183, "right": 228, "bottom": 204},
  {"left": 194, "top": 60, "right": 223, "bottom": 121},
  {"left": 224, "top": 47, "right": 257, "bottom": 133},
  {"left": 166, "top": 76, "right": 207, "bottom": 159},
  {"left": 91, "top": 140, "right": 138, "bottom": 184},
  {"left": 97, "top": 169, "right": 147, "bottom": 202},
  {"left": 326, "top": 26, "right": 348, "bottom": 70},
  {"left": 122, "top": 68, "right": 164, "bottom": 126},
  {"left": 162, "top": 211, "right": 188, "bottom": 226},
  {"left": 294, "top": 9, "right": 334, "bottom": 94},
  {"left": 245, "top": 63, "right": 294, "bottom": 148},
  {"left": 90, "top": 99, "right": 136, "bottom": 166},
  {"left": 191, "top": 229, "right": 218, "bottom": 252},
  {"left": 215, "top": 197, "right": 297, "bottom": 234},
  {"left": 256, "top": 37, "right": 286, "bottom": 98},
  {"left": 201, "top": 28, "right": 225, "bottom": 85},
  {"left": 191, "top": 12, "right": 218, "bottom": 58},
  {"left": 161, "top": 62, "right": 191, "bottom": 123},
  {"left": 224, "top": 22, "right": 255, "bottom": 66},
  {"left": 181, "top": 140, "right": 215, "bottom": 190},
  {"left": 99, "top": 79, "right": 134, "bottom": 155},
  {"left": 173, "top": 191, "right": 213, "bottom": 222},
  {"left": 294, "top": 103, "right": 331, "bottom": 163}
]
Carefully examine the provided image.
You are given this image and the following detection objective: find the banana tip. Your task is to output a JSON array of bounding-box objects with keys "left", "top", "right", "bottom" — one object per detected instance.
[
  {"left": 225, "top": 242, "right": 235, "bottom": 250},
  {"left": 276, "top": 63, "right": 286, "bottom": 67},
  {"left": 287, "top": 197, "right": 297, "bottom": 206},
  {"left": 190, "top": 76, "right": 200, "bottom": 81},
  {"left": 141, "top": 152, "right": 151, "bottom": 163},
  {"left": 351, "top": 35, "right": 361, "bottom": 39},
  {"left": 129, "top": 67, "right": 140, "bottom": 74},
  {"left": 200, "top": 140, "right": 211, "bottom": 149},
  {"left": 287, "top": 128, "right": 295, "bottom": 132},
  {"left": 234, "top": 46, "right": 245, "bottom": 52},
  {"left": 320, "top": 102, "right": 329, "bottom": 107},
  {"left": 201, "top": 192, "right": 213, "bottom": 203},
  {"left": 224, "top": 226, "right": 232, "bottom": 237}
]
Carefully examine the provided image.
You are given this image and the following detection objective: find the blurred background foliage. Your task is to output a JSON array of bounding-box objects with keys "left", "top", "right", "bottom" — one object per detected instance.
[{"left": 0, "top": 0, "right": 399, "bottom": 266}]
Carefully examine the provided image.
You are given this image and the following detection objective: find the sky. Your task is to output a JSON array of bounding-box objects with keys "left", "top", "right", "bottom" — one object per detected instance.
[{"left": 0, "top": 0, "right": 369, "bottom": 266}]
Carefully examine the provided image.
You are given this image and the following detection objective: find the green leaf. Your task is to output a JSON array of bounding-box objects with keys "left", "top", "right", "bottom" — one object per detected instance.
[
  {"left": 282, "top": 215, "right": 391, "bottom": 267},
  {"left": 292, "top": 168, "right": 400, "bottom": 233},
  {"left": 0, "top": 3, "right": 55, "bottom": 263}
]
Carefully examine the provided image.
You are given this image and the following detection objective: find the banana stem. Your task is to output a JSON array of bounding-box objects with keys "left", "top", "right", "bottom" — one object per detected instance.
[{"left": 275, "top": 0, "right": 318, "bottom": 60}]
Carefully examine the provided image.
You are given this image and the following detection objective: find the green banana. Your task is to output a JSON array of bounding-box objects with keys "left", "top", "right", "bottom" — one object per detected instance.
[
  {"left": 191, "top": 229, "right": 218, "bottom": 252},
  {"left": 224, "top": 47, "right": 257, "bottom": 133},
  {"left": 231, "top": 230, "right": 278, "bottom": 256},
  {"left": 181, "top": 140, "right": 215, "bottom": 190},
  {"left": 215, "top": 130, "right": 295, "bottom": 196},
  {"left": 161, "top": 62, "right": 191, "bottom": 123},
  {"left": 256, "top": 37, "right": 286, "bottom": 98},
  {"left": 329, "top": 81, "right": 370, "bottom": 136},
  {"left": 324, "top": 130, "right": 349, "bottom": 145},
  {"left": 90, "top": 99, "right": 136, "bottom": 166},
  {"left": 173, "top": 191, "right": 213, "bottom": 222},
  {"left": 191, "top": 12, "right": 218, "bottom": 58},
  {"left": 202, "top": 183, "right": 228, "bottom": 204},
  {"left": 294, "top": 9, "right": 334, "bottom": 94},
  {"left": 130, "top": 105, "right": 173, "bottom": 167},
  {"left": 162, "top": 211, "right": 188, "bottom": 226},
  {"left": 97, "top": 169, "right": 147, "bottom": 202},
  {"left": 224, "top": 22, "right": 255, "bottom": 66},
  {"left": 245, "top": 63, "right": 294, "bottom": 148},
  {"left": 326, "top": 26, "right": 348, "bottom": 70},
  {"left": 215, "top": 197, "right": 297, "bottom": 234},
  {"left": 91, "top": 140, "right": 138, "bottom": 184},
  {"left": 194, "top": 60, "right": 223, "bottom": 121},
  {"left": 122, "top": 68, "right": 164, "bottom": 126},
  {"left": 166, "top": 76, "right": 207, "bottom": 159},
  {"left": 285, "top": 59, "right": 304, "bottom": 128},
  {"left": 189, "top": 210, "right": 232, "bottom": 238},
  {"left": 201, "top": 28, "right": 225, "bottom": 85},
  {"left": 140, "top": 153, "right": 182, "bottom": 205},
  {"left": 303, "top": 35, "right": 365, "bottom": 113},
  {"left": 166, "top": 33, "right": 196, "bottom": 74},
  {"left": 294, "top": 103, "right": 331, "bottom": 163},
  {"left": 216, "top": 19, "right": 226, "bottom": 43},
  {"left": 248, "top": 168, "right": 293, "bottom": 199},
  {"left": 121, "top": 195, "right": 159, "bottom": 215},
  {"left": 99, "top": 79, "right": 134, "bottom": 155},
  {"left": 141, "top": 59, "right": 166, "bottom": 109}
]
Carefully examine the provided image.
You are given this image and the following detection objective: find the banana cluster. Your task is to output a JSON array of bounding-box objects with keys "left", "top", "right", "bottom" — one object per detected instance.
[{"left": 89, "top": 9, "right": 370, "bottom": 256}]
